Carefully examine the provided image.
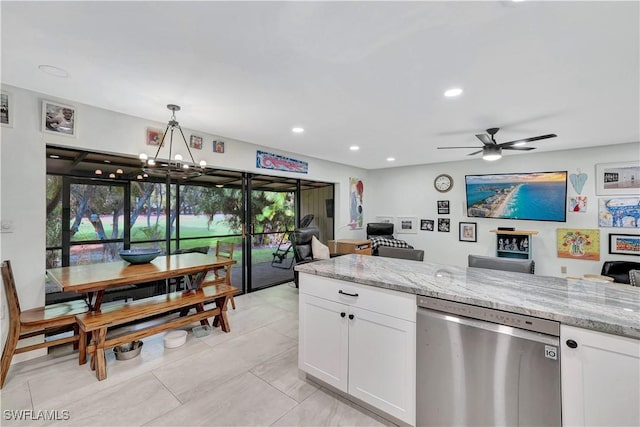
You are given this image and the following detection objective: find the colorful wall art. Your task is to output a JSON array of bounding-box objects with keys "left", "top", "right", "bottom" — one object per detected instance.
[
  {"left": 569, "top": 196, "right": 587, "bottom": 213},
  {"left": 557, "top": 228, "right": 600, "bottom": 261},
  {"left": 256, "top": 150, "right": 308, "bottom": 174},
  {"left": 349, "top": 177, "right": 364, "bottom": 229},
  {"left": 598, "top": 197, "right": 640, "bottom": 228}
]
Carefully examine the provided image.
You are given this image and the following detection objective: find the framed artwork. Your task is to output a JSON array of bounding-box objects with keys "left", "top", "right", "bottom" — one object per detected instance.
[
  {"left": 608, "top": 233, "right": 640, "bottom": 256},
  {"left": 557, "top": 228, "right": 600, "bottom": 261},
  {"left": 459, "top": 222, "right": 477, "bottom": 242},
  {"left": 146, "top": 128, "right": 164, "bottom": 146},
  {"left": 596, "top": 162, "right": 640, "bottom": 196},
  {"left": 213, "top": 140, "right": 225, "bottom": 153},
  {"left": 348, "top": 177, "right": 364, "bottom": 229},
  {"left": 397, "top": 216, "right": 418, "bottom": 234},
  {"left": 437, "top": 200, "right": 450, "bottom": 215},
  {"left": 190, "top": 135, "right": 203, "bottom": 150},
  {"left": 375, "top": 216, "right": 394, "bottom": 224},
  {"left": 438, "top": 218, "right": 450, "bottom": 232},
  {"left": 598, "top": 197, "right": 640, "bottom": 228},
  {"left": 568, "top": 196, "right": 587, "bottom": 213},
  {"left": 1, "top": 90, "right": 12, "bottom": 127},
  {"left": 42, "top": 100, "right": 76, "bottom": 137},
  {"left": 420, "top": 219, "right": 434, "bottom": 231}
]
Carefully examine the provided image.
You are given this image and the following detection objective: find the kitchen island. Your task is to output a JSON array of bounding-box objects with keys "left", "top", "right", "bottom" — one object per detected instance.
[{"left": 296, "top": 255, "right": 640, "bottom": 426}]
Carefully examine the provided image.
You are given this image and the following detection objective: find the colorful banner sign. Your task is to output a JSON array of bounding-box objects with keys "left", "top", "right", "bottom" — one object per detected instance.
[{"left": 256, "top": 150, "right": 308, "bottom": 174}]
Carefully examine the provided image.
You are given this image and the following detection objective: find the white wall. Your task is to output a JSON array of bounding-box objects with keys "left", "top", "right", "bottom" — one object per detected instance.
[
  {"left": 0, "top": 84, "right": 367, "bottom": 361},
  {"left": 367, "top": 142, "right": 640, "bottom": 277}
]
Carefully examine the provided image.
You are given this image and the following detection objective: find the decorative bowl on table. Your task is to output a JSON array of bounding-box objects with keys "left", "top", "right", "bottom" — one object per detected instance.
[
  {"left": 119, "top": 249, "right": 161, "bottom": 264},
  {"left": 113, "top": 341, "right": 143, "bottom": 360}
]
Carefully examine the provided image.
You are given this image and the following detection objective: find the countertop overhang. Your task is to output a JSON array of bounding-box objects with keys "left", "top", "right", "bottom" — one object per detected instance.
[{"left": 296, "top": 255, "right": 640, "bottom": 339}]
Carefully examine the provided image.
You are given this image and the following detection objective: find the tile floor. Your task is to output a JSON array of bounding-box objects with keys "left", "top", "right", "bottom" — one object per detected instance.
[{"left": 0, "top": 283, "right": 394, "bottom": 427}]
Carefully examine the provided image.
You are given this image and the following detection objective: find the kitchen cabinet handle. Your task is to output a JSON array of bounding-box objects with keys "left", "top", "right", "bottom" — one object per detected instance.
[
  {"left": 566, "top": 339, "right": 578, "bottom": 349},
  {"left": 339, "top": 290, "right": 359, "bottom": 297},
  {"left": 340, "top": 312, "right": 346, "bottom": 318},
  {"left": 348, "top": 314, "right": 354, "bottom": 320}
]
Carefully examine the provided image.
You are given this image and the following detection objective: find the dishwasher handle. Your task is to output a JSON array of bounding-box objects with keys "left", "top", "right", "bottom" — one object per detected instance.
[{"left": 418, "top": 307, "right": 559, "bottom": 346}]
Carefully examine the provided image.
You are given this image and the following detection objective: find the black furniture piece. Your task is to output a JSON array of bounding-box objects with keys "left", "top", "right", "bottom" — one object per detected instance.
[
  {"left": 601, "top": 261, "right": 640, "bottom": 284},
  {"left": 366, "top": 222, "right": 413, "bottom": 255},
  {"left": 291, "top": 226, "right": 342, "bottom": 287},
  {"left": 468, "top": 254, "right": 535, "bottom": 274},
  {"left": 292, "top": 227, "right": 320, "bottom": 288},
  {"left": 367, "top": 222, "right": 395, "bottom": 239}
]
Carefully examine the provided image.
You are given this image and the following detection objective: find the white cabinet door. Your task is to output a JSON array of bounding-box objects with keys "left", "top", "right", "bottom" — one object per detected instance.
[
  {"left": 561, "top": 325, "right": 640, "bottom": 427},
  {"left": 348, "top": 306, "right": 416, "bottom": 425},
  {"left": 299, "top": 293, "right": 349, "bottom": 391}
]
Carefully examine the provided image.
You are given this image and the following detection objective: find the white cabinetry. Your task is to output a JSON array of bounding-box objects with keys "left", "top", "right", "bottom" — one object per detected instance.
[
  {"left": 299, "top": 273, "right": 416, "bottom": 426},
  {"left": 561, "top": 324, "right": 640, "bottom": 426}
]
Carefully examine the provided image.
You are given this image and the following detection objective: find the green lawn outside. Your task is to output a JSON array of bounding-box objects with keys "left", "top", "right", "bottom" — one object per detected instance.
[{"left": 70, "top": 214, "right": 289, "bottom": 264}]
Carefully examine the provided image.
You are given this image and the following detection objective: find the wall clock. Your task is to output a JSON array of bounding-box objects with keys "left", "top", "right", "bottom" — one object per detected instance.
[{"left": 434, "top": 174, "right": 453, "bottom": 193}]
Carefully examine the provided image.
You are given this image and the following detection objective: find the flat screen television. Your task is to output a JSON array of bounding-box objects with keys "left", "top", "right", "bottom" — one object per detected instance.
[{"left": 465, "top": 171, "right": 567, "bottom": 222}]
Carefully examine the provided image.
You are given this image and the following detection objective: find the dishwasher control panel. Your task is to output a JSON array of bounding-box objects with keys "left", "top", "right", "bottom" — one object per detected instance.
[{"left": 417, "top": 295, "right": 559, "bottom": 336}]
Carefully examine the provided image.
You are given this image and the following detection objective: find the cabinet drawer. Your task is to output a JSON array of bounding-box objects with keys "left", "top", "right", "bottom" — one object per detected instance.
[{"left": 299, "top": 273, "right": 415, "bottom": 322}]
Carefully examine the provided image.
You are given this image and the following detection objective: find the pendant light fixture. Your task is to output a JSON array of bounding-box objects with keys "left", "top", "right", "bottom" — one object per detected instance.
[{"left": 140, "top": 104, "right": 207, "bottom": 179}]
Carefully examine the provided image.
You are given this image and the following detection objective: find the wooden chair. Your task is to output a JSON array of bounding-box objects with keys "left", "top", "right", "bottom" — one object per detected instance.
[
  {"left": 1, "top": 260, "right": 88, "bottom": 388},
  {"left": 214, "top": 241, "right": 236, "bottom": 309}
]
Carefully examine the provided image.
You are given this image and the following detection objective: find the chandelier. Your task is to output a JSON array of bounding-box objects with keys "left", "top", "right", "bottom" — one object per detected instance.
[{"left": 139, "top": 104, "right": 207, "bottom": 179}]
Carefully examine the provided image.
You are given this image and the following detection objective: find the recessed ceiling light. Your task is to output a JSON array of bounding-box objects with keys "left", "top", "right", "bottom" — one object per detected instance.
[
  {"left": 292, "top": 127, "right": 304, "bottom": 133},
  {"left": 444, "top": 88, "right": 463, "bottom": 97},
  {"left": 49, "top": 155, "right": 60, "bottom": 159},
  {"left": 103, "top": 160, "right": 111, "bottom": 163},
  {"left": 386, "top": 157, "right": 396, "bottom": 162},
  {"left": 38, "top": 64, "right": 69, "bottom": 78},
  {"left": 216, "top": 184, "right": 224, "bottom": 188},
  {"left": 349, "top": 146, "right": 360, "bottom": 151}
]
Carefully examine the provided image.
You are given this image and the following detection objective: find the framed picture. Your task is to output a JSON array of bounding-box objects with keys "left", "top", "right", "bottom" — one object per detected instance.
[
  {"left": 1, "top": 90, "right": 12, "bottom": 127},
  {"left": 608, "top": 233, "right": 640, "bottom": 256},
  {"left": 596, "top": 162, "right": 640, "bottom": 196},
  {"left": 213, "top": 140, "right": 225, "bottom": 153},
  {"left": 146, "top": 128, "right": 164, "bottom": 146},
  {"left": 420, "top": 219, "right": 434, "bottom": 231},
  {"left": 557, "top": 228, "right": 600, "bottom": 261},
  {"left": 598, "top": 197, "right": 640, "bottom": 228},
  {"left": 459, "top": 222, "right": 477, "bottom": 242},
  {"left": 190, "top": 135, "right": 203, "bottom": 150},
  {"left": 42, "top": 100, "right": 76, "bottom": 137},
  {"left": 375, "top": 216, "right": 394, "bottom": 224},
  {"left": 438, "top": 218, "right": 450, "bottom": 232},
  {"left": 397, "top": 216, "right": 418, "bottom": 234},
  {"left": 437, "top": 200, "right": 450, "bottom": 215}
]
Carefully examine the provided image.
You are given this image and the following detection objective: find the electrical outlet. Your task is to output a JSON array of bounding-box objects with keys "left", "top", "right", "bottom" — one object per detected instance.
[{"left": 561, "top": 266, "right": 567, "bottom": 274}]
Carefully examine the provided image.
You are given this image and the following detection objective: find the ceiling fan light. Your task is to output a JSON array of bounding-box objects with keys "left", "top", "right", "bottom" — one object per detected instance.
[{"left": 482, "top": 145, "right": 502, "bottom": 161}]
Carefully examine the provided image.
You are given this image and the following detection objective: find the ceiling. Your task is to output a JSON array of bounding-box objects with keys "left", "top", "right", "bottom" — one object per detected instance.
[{"left": 2, "top": 1, "right": 639, "bottom": 169}]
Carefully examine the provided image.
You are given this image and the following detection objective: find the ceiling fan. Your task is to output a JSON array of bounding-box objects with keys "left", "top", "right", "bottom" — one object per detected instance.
[{"left": 437, "top": 128, "right": 557, "bottom": 161}]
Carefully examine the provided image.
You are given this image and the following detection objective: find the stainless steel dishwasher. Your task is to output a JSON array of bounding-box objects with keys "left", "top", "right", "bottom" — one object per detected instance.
[{"left": 416, "top": 295, "right": 561, "bottom": 426}]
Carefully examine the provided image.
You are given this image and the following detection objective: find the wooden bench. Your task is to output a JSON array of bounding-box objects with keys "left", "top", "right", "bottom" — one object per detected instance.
[{"left": 76, "top": 283, "right": 238, "bottom": 381}]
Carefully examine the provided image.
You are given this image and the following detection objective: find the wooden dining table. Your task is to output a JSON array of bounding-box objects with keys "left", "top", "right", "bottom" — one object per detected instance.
[{"left": 46, "top": 253, "right": 236, "bottom": 311}]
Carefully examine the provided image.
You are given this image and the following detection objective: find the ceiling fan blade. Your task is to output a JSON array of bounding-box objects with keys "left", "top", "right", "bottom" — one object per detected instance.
[
  {"left": 475, "top": 134, "right": 493, "bottom": 145},
  {"left": 437, "top": 146, "right": 482, "bottom": 149},
  {"left": 467, "top": 149, "right": 483, "bottom": 156},
  {"left": 503, "top": 146, "right": 536, "bottom": 151},
  {"left": 499, "top": 133, "right": 557, "bottom": 147}
]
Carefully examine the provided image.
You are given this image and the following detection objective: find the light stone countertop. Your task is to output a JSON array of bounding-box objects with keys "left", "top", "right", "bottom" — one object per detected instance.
[{"left": 296, "top": 254, "right": 640, "bottom": 339}]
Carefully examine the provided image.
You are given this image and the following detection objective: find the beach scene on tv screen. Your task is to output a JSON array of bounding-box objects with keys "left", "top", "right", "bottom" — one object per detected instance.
[{"left": 466, "top": 171, "right": 567, "bottom": 221}]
